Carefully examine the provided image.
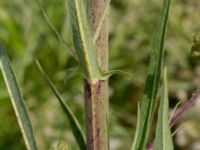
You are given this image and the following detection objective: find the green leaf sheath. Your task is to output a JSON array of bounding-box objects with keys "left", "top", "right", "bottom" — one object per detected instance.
[
  {"left": 67, "top": 0, "right": 102, "bottom": 82},
  {"left": 154, "top": 67, "right": 174, "bottom": 150},
  {"left": 67, "top": 0, "right": 129, "bottom": 81},
  {"left": 36, "top": 60, "right": 86, "bottom": 150},
  {"left": 131, "top": 0, "right": 171, "bottom": 149},
  {"left": 0, "top": 45, "right": 38, "bottom": 150}
]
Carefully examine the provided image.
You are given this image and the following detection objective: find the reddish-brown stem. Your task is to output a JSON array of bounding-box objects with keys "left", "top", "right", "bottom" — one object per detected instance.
[
  {"left": 84, "top": 0, "right": 109, "bottom": 150},
  {"left": 84, "top": 79, "right": 109, "bottom": 150},
  {"left": 169, "top": 88, "right": 200, "bottom": 127}
]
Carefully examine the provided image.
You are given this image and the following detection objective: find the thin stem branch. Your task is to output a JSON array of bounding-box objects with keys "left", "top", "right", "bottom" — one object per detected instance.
[
  {"left": 147, "top": 87, "right": 200, "bottom": 150},
  {"left": 169, "top": 88, "right": 200, "bottom": 127}
]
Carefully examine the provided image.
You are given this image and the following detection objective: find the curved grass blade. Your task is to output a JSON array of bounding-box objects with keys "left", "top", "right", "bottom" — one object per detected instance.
[
  {"left": 102, "top": 69, "right": 130, "bottom": 80},
  {"left": 168, "top": 100, "right": 182, "bottom": 125},
  {"left": 131, "top": 0, "right": 171, "bottom": 149},
  {"left": 154, "top": 67, "right": 173, "bottom": 150},
  {"left": 0, "top": 45, "right": 38, "bottom": 150},
  {"left": 36, "top": 60, "right": 86, "bottom": 150},
  {"left": 33, "top": 0, "right": 78, "bottom": 61}
]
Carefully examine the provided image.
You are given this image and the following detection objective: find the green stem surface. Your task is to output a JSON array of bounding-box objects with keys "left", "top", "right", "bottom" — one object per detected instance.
[{"left": 85, "top": 0, "right": 109, "bottom": 149}]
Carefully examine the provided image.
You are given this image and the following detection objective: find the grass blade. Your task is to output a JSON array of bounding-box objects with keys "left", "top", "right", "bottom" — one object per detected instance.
[
  {"left": 131, "top": 0, "right": 171, "bottom": 149},
  {"left": 33, "top": 0, "right": 78, "bottom": 61},
  {"left": 36, "top": 60, "right": 86, "bottom": 150},
  {"left": 154, "top": 67, "right": 174, "bottom": 150},
  {"left": 0, "top": 45, "right": 38, "bottom": 150}
]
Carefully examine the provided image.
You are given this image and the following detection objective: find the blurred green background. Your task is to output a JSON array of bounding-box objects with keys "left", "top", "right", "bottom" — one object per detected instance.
[{"left": 0, "top": 0, "right": 200, "bottom": 149}]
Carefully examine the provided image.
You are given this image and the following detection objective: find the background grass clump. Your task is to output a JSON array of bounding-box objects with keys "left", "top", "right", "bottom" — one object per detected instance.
[{"left": 0, "top": 0, "right": 200, "bottom": 149}]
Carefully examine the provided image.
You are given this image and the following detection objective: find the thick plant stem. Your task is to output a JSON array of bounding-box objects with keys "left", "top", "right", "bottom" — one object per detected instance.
[
  {"left": 84, "top": 79, "right": 109, "bottom": 150},
  {"left": 84, "top": 0, "right": 109, "bottom": 150}
]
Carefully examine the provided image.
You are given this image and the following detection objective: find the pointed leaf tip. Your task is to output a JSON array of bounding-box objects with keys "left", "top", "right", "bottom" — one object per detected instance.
[{"left": 154, "top": 67, "right": 174, "bottom": 150}]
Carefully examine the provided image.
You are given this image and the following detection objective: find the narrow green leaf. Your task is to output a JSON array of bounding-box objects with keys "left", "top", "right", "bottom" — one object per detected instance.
[
  {"left": 33, "top": 0, "right": 78, "bottom": 61},
  {"left": 36, "top": 60, "right": 86, "bottom": 150},
  {"left": 67, "top": 0, "right": 103, "bottom": 83},
  {"left": 0, "top": 45, "right": 38, "bottom": 150},
  {"left": 131, "top": 0, "right": 171, "bottom": 149},
  {"left": 154, "top": 67, "right": 174, "bottom": 150}
]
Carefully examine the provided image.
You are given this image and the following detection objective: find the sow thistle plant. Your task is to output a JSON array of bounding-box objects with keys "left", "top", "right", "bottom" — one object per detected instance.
[{"left": 0, "top": 0, "right": 199, "bottom": 149}]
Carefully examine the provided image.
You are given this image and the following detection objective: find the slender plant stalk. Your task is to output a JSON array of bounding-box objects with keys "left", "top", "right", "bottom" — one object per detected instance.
[
  {"left": 169, "top": 88, "right": 200, "bottom": 127},
  {"left": 85, "top": 0, "right": 109, "bottom": 149}
]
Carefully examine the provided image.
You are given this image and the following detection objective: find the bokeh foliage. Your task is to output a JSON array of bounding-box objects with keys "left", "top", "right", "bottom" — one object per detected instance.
[{"left": 0, "top": 0, "right": 200, "bottom": 149}]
